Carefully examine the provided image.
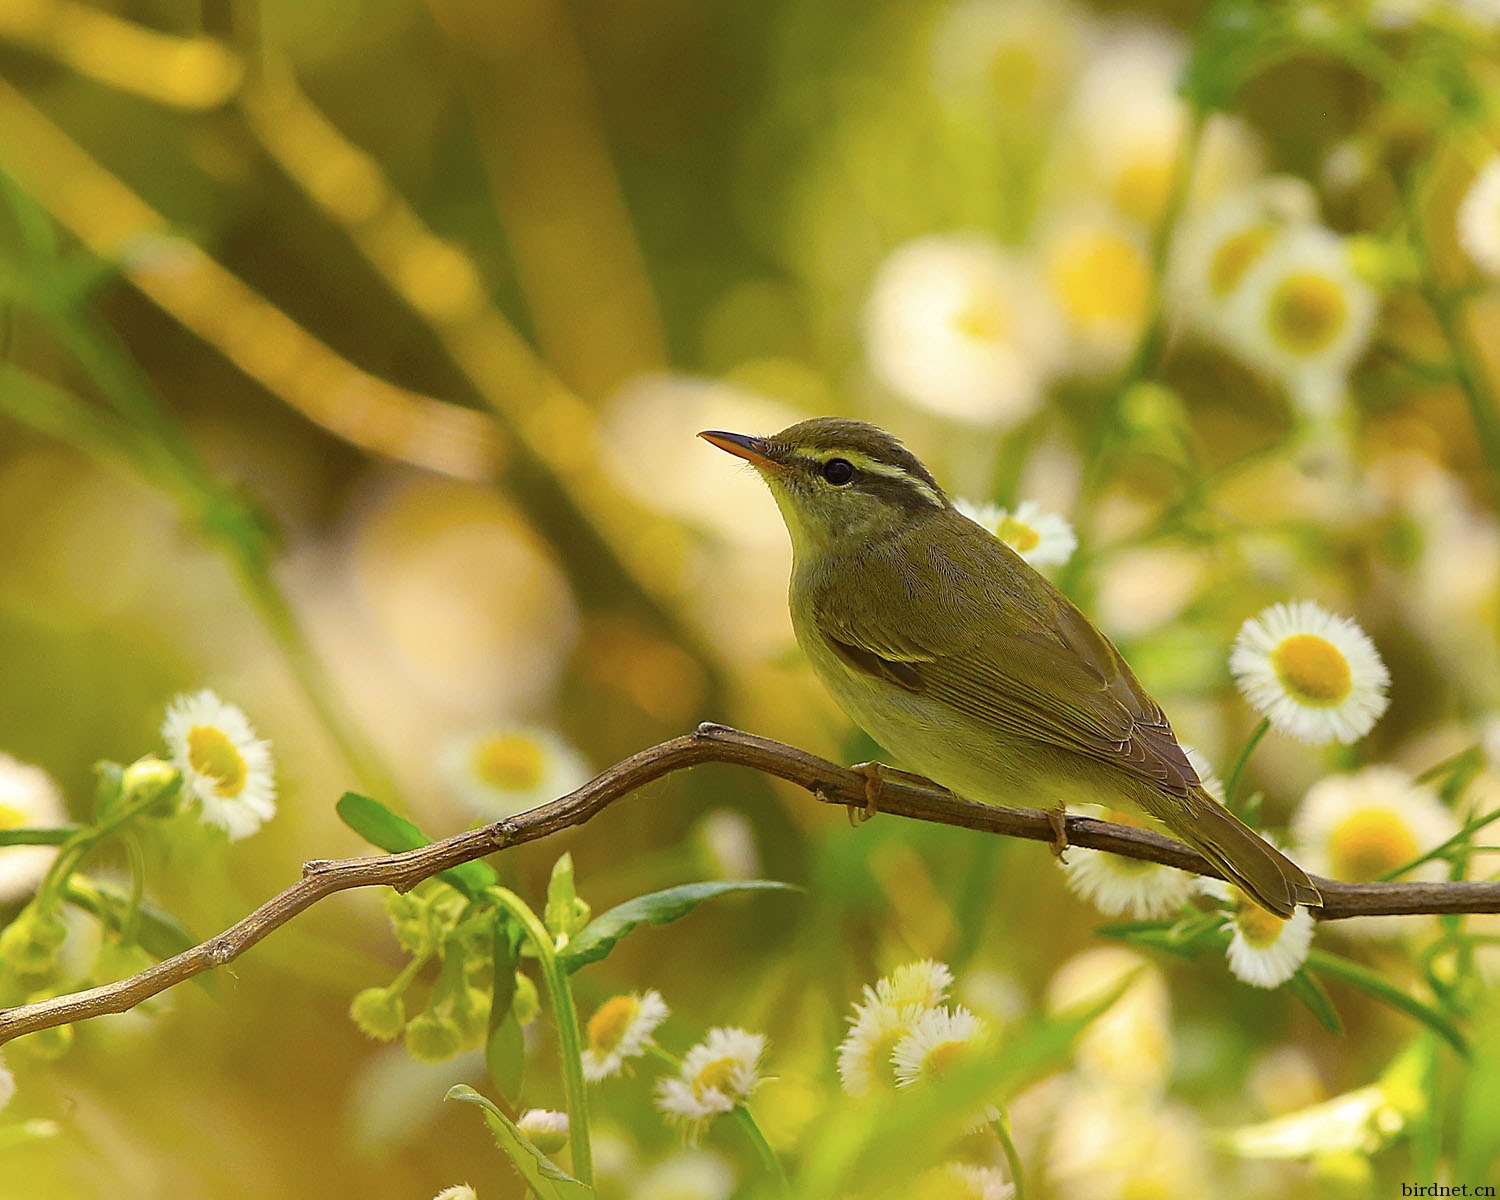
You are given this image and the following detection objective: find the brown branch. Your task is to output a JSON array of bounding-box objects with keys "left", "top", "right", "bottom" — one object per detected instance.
[{"left": 2, "top": 723, "right": 1498, "bottom": 1047}]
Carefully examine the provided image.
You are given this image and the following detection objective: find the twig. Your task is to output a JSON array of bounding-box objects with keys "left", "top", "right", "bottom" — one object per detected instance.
[{"left": 3, "top": 723, "right": 1499, "bottom": 1047}]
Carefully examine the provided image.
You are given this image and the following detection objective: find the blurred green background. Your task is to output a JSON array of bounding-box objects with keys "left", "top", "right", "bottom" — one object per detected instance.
[{"left": 3, "top": 0, "right": 1500, "bottom": 1196}]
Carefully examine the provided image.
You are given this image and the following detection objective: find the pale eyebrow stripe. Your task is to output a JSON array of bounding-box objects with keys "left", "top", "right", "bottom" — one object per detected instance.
[{"left": 794, "top": 449, "right": 945, "bottom": 509}]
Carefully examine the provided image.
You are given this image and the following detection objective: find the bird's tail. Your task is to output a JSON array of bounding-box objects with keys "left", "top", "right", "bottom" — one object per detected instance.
[{"left": 1178, "top": 789, "right": 1321, "bottom": 918}]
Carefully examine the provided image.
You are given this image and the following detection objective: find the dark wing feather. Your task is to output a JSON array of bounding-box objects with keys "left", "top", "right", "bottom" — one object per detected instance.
[{"left": 810, "top": 513, "right": 1200, "bottom": 797}]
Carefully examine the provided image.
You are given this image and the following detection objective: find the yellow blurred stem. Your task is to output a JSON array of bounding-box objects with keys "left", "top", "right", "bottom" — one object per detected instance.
[
  {"left": 0, "top": 0, "right": 243, "bottom": 110},
  {"left": 424, "top": 0, "right": 669, "bottom": 401},
  {"left": 236, "top": 62, "right": 702, "bottom": 633},
  {"left": 0, "top": 76, "right": 503, "bottom": 482}
]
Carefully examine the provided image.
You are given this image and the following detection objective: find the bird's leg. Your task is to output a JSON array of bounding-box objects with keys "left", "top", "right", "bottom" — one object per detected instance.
[
  {"left": 847, "top": 761, "right": 947, "bottom": 824},
  {"left": 1046, "top": 807, "right": 1070, "bottom": 860}
]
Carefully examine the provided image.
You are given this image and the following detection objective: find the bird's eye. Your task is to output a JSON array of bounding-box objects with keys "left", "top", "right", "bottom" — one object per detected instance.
[{"left": 822, "top": 458, "right": 855, "bottom": 485}]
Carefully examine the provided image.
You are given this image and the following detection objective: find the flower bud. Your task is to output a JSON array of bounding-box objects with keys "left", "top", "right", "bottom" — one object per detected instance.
[
  {"left": 349, "top": 987, "right": 406, "bottom": 1041},
  {"left": 512, "top": 972, "right": 539, "bottom": 1026},
  {"left": 120, "top": 755, "right": 183, "bottom": 817},
  {"left": 405, "top": 1012, "right": 463, "bottom": 1062},
  {"left": 517, "top": 1108, "right": 570, "bottom": 1155}
]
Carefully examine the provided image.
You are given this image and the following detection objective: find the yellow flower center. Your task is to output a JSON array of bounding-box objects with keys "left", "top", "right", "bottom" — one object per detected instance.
[
  {"left": 864, "top": 1027, "right": 908, "bottom": 1089},
  {"left": 1267, "top": 270, "right": 1348, "bottom": 356},
  {"left": 1114, "top": 149, "right": 1174, "bottom": 225},
  {"left": 1048, "top": 229, "right": 1150, "bottom": 324},
  {"left": 1208, "top": 224, "right": 1275, "bottom": 297},
  {"left": 473, "top": 735, "right": 546, "bottom": 792},
  {"left": 921, "top": 1039, "right": 970, "bottom": 1082},
  {"left": 1328, "top": 810, "right": 1419, "bottom": 880},
  {"left": 1236, "top": 901, "right": 1287, "bottom": 949},
  {"left": 1270, "top": 634, "right": 1352, "bottom": 705},
  {"left": 586, "top": 995, "right": 638, "bottom": 1056},
  {"left": 693, "top": 1055, "right": 742, "bottom": 1097},
  {"left": 187, "top": 726, "right": 247, "bottom": 797},
  {"left": 0, "top": 801, "right": 26, "bottom": 830},
  {"left": 951, "top": 293, "right": 1011, "bottom": 342},
  {"left": 995, "top": 517, "right": 1041, "bottom": 553}
]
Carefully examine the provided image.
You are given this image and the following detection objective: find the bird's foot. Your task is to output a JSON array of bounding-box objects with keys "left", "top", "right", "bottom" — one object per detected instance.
[
  {"left": 846, "top": 762, "right": 947, "bottom": 825},
  {"left": 1046, "top": 808, "right": 1070, "bottom": 860},
  {"left": 848, "top": 762, "right": 885, "bottom": 825}
]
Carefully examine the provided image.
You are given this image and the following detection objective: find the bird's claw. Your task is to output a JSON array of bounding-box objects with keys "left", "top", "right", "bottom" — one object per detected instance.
[
  {"left": 1046, "top": 808, "right": 1070, "bottom": 860},
  {"left": 849, "top": 762, "right": 885, "bottom": 825}
]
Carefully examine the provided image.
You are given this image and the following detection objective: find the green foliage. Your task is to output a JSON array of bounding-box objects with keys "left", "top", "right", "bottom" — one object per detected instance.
[
  {"left": 558, "top": 880, "right": 801, "bottom": 972},
  {"left": 445, "top": 1086, "right": 595, "bottom": 1200}
]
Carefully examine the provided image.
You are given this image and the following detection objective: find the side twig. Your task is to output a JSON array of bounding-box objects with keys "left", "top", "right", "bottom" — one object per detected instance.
[{"left": 3, "top": 723, "right": 1498, "bottom": 1047}]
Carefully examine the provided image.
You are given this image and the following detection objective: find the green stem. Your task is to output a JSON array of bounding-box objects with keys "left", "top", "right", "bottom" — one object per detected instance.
[
  {"left": 1399, "top": 170, "right": 1500, "bottom": 528},
  {"left": 730, "top": 1105, "right": 790, "bottom": 1198},
  {"left": 1062, "top": 103, "right": 1204, "bottom": 595},
  {"left": 989, "top": 1111, "right": 1026, "bottom": 1200},
  {"left": 35, "top": 773, "right": 180, "bottom": 909},
  {"left": 1223, "top": 718, "right": 1271, "bottom": 815},
  {"left": 227, "top": 544, "right": 401, "bottom": 803},
  {"left": 490, "top": 887, "right": 592, "bottom": 1185}
]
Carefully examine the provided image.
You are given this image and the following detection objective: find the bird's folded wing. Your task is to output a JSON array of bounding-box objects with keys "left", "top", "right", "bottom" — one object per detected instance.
[{"left": 813, "top": 538, "right": 1200, "bottom": 797}]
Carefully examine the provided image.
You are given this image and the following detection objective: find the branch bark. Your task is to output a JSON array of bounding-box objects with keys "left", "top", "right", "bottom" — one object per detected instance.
[{"left": 2, "top": 723, "right": 1497, "bottom": 1046}]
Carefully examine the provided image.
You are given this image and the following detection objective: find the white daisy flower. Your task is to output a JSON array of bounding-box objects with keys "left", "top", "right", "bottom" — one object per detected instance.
[
  {"left": 864, "top": 233, "right": 1063, "bottom": 427},
  {"left": 837, "top": 996, "right": 919, "bottom": 1097},
  {"left": 582, "top": 990, "right": 669, "bottom": 1081},
  {"left": 872, "top": 959, "right": 954, "bottom": 1011},
  {"left": 1229, "top": 600, "right": 1391, "bottom": 745},
  {"left": 1205, "top": 878, "right": 1315, "bottom": 989},
  {"left": 160, "top": 690, "right": 276, "bottom": 841},
  {"left": 1170, "top": 176, "right": 1319, "bottom": 336},
  {"left": 516, "top": 1108, "right": 570, "bottom": 1155},
  {"left": 0, "top": 754, "right": 67, "bottom": 904},
  {"left": 1059, "top": 810, "right": 1199, "bottom": 919},
  {"left": 944, "top": 1163, "right": 1014, "bottom": 1200},
  {"left": 892, "top": 1005, "right": 992, "bottom": 1088},
  {"left": 655, "top": 1027, "right": 767, "bottom": 1140},
  {"left": 432, "top": 1187, "right": 478, "bottom": 1200},
  {"left": 955, "top": 498, "right": 1078, "bottom": 568},
  {"left": 1458, "top": 155, "right": 1500, "bottom": 277},
  {"left": 836, "top": 959, "right": 953, "bottom": 1096},
  {"left": 629, "top": 1150, "right": 735, "bottom": 1200},
  {"left": 1038, "top": 207, "right": 1152, "bottom": 373},
  {"left": 930, "top": 0, "right": 1088, "bottom": 121},
  {"left": 440, "top": 727, "right": 591, "bottom": 820},
  {"left": 1219, "top": 225, "right": 1379, "bottom": 416},
  {"left": 1293, "top": 767, "right": 1456, "bottom": 942}
]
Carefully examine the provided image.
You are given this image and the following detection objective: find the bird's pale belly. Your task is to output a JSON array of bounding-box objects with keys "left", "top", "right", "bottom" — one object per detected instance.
[{"left": 796, "top": 620, "right": 1107, "bottom": 811}]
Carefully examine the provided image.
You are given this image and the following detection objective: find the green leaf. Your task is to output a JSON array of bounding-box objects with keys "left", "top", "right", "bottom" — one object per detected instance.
[
  {"left": 1180, "top": 0, "right": 1284, "bottom": 110},
  {"left": 545, "top": 852, "right": 591, "bottom": 942},
  {"left": 558, "top": 880, "right": 799, "bottom": 973},
  {"left": 335, "top": 792, "right": 496, "bottom": 897},
  {"left": 1307, "top": 949, "right": 1467, "bottom": 1056},
  {"left": 487, "top": 918, "right": 524, "bottom": 1102},
  {"left": 0, "top": 827, "right": 78, "bottom": 846},
  {"left": 1285, "top": 967, "right": 1344, "bottom": 1037},
  {"left": 446, "top": 1085, "right": 594, "bottom": 1200}
]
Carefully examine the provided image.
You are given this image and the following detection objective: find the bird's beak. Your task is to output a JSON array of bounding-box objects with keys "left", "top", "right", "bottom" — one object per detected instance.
[{"left": 698, "top": 429, "right": 782, "bottom": 472}]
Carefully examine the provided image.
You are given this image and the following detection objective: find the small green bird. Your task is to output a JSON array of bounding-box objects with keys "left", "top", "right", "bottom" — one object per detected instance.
[{"left": 701, "top": 417, "right": 1320, "bottom": 918}]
